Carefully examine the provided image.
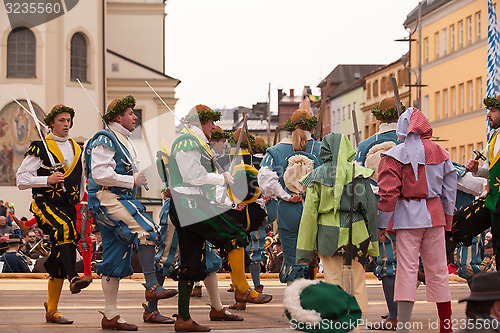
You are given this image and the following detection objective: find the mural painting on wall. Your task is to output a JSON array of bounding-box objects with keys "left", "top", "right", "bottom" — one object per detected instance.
[{"left": 0, "top": 101, "right": 45, "bottom": 186}]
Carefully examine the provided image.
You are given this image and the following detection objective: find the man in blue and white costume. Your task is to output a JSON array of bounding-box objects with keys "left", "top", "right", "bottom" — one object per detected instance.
[
  {"left": 84, "top": 96, "right": 177, "bottom": 331},
  {"left": 353, "top": 97, "right": 401, "bottom": 329},
  {"left": 258, "top": 109, "right": 322, "bottom": 284}
]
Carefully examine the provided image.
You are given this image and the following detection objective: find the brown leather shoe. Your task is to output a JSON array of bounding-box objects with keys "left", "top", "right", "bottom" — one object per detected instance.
[
  {"left": 254, "top": 284, "right": 263, "bottom": 293},
  {"left": 373, "top": 318, "right": 397, "bottom": 331},
  {"left": 191, "top": 285, "right": 202, "bottom": 298},
  {"left": 142, "top": 303, "right": 175, "bottom": 324},
  {"left": 229, "top": 301, "right": 246, "bottom": 310},
  {"left": 99, "top": 311, "right": 138, "bottom": 331},
  {"left": 227, "top": 284, "right": 234, "bottom": 292},
  {"left": 44, "top": 302, "right": 73, "bottom": 324},
  {"left": 143, "top": 283, "right": 178, "bottom": 301},
  {"left": 234, "top": 288, "right": 272, "bottom": 304},
  {"left": 209, "top": 306, "right": 243, "bottom": 321},
  {"left": 69, "top": 277, "right": 91, "bottom": 294},
  {"left": 173, "top": 314, "right": 211, "bottom": 332}
]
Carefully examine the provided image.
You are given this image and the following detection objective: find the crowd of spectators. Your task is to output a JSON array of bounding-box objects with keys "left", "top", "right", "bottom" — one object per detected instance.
[{"left": 481, "top": 232, "right": 497, "bottom": 272}]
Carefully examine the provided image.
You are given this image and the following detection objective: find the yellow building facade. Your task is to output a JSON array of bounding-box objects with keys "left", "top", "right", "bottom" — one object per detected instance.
[{"left": 405, "top": 0, "right": 489, "bottom": 165}]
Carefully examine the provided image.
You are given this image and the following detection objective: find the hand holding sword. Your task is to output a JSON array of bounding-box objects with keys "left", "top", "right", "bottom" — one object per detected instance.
[
  {"left": 10, "top": 91, "right": 67, "bottom": 192},
  {"left": 464, "top": 148, "right": 487, "bottom": 175},
  {"left": 76, "top": 79, "right": 149, "bottom": 191}
]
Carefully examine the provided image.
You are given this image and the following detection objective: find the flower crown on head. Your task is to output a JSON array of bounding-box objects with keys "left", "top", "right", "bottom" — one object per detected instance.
[
  {"left": 229, "top": 131, "right": 257, "bottom": 150},
  {"left": 370, "top": 103, "right": 406, "bottom": 119},
  {"left": 44, "top": 105, "right": 75, "bottom": 126},
  {"left": 484, "top": 96, "right": 500, "bottom": 109},
  {"left": 103, "top": 95, "right": 136, "bottom": 124},
  {"left": 283, "top": 117, "right": 318, "bottom": 133},
  {"left": 181, "top": 105, "right": 221, "bottom": 124},
  {"left": 210, "top": 130, "right": 231, "bottom": 141}
]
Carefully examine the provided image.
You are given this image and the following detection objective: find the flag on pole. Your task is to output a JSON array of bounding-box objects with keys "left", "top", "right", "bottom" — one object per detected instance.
[{"left": 487, "top": 0, "right": 500, "bottom": 141}]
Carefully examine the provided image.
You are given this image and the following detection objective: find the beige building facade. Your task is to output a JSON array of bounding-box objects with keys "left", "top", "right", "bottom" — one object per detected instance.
[{"left": 0, "top": 0, "right": 179, "bottom": 219}]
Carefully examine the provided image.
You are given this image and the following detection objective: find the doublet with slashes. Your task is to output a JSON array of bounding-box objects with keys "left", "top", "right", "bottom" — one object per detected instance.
[
  {"left": 169, "top": 132, "right": 217, "bottom": 200},
  {"left": 25, "top": 136, "right": 82, "bottom": 204},
  {"left": 84, "top": 129, "right": 136, "bottom": 198},
  {"left": 485, "top": 131, "right": 500, "bottom": 213}
]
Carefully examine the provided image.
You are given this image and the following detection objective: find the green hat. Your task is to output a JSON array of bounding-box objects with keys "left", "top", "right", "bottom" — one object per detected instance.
[
  {"left": 181, "top": 104, "right": 221, "bottom": 125},
  {"left": 44, "top": 104, "right": 75, "bottom": 127},
  {"left": 103, "top": 95, "right": 136, "bottom": 124},
  {"left": 284, "top": 280, "right": 361, "bottom": 333},
  {"left": 484, "top": 95, "right": 500, "bottom": 109},
  {"left": 370, "top": 97, "right": 405, "bottom": 119}
]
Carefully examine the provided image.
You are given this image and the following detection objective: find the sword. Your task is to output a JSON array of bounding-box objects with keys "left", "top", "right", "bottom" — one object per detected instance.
[
  {"left": 144, "top": 81, "right": 227, "bottom": 174},
  {"left": 19, "top": 89, "right": 66, "bottom": 193},
  {"left": 76, "top": 79, "right": 149, "bottom": 191},
  {"left": 351, "top": 110, "right": 361, "bottom": 148},
  {"left": 391, "top": 77, "right": 404, "bottom": 116},
  {"left": 463, "top": 147, "right": 487, "bottom": 176},
  {"left": 8, "top": 95, "right": 49, "bottom": 130},
  {"left": 315, "top": 80, "right": 331, "bottom": 140},
  {"left": 221, "top": 114, "right": 248, "bottom": 204},
  {"left": 273, "top": 126, "right": 279, "bottom": 146},
  {"left": 78, "top": 200, "right": 93, "bottom": 280},
  {"left": 242, "top": 112, "right": 253, "bottom": 156}
]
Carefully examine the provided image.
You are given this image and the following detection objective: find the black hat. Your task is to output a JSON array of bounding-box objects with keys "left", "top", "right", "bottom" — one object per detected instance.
[{"left": 459, "top": 272, "right": 500, "bottom": 303}]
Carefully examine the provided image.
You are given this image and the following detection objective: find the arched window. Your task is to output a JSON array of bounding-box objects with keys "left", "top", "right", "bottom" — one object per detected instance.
[
  {"left": 70, "top": 32, "right": 87, "bottom": 82},
  {"left": 7, "top": 27, "right": 36, "bottom": 78}
]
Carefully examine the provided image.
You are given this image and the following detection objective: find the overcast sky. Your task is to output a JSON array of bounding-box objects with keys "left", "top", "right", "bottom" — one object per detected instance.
[{"left": 164, "top": 0, "right": 422, "bottom": 116}]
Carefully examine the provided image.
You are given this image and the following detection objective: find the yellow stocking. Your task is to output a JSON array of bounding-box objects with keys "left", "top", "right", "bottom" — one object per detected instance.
[
  {"left": 47, "top": 278, "right": 64, "bottom": 316},
  {"left": 228, "top": 247, "right": 258, "bottom": 297}
]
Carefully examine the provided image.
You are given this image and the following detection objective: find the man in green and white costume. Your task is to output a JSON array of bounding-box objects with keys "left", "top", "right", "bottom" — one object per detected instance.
[
  {"left": 451, "top": 95, "right": 500, "bottom": 270},
  {"left": 296, "top": 132, "right": 379, "bottom": 312},
  {"left": 168, "top": 104, "right": 271, "bottom": 332}
]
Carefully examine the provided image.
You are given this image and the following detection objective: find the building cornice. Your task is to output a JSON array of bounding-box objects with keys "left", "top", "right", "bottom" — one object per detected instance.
[
  {"left": 430, "top": 108, "right": 485, "bottom": 128},
  {"left": 107, "top": 2, "right": 165, "bottom": 15}
]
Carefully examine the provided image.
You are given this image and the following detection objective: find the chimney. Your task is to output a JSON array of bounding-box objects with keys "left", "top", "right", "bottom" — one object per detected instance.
[
  {"left": 290, "top": 89, "right": 294, "bottom": 97},
  {"left": 233, "top": 109, "right": 238, "bottom": 126},
  {"left": 278, "top": 89, "right": 283, "bottom": 102}
]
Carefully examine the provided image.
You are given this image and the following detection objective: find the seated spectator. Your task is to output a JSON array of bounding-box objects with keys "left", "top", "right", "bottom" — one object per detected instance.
[
  {"left": 0, "top": 216, "right": 12, "bottom": 236},
  {"left": 485, "top": 231, "right": 492, "bottom": 245},
  {"left": 481, "top": 254, "right": 495, "bottom": 272},
  {"left": 6, "top": 203, "right": 15, "bottom": 226},
  {"left": 22, "top": 230, "right": 39, "bottom": 259},
  {"left": 0, "top": 237, "right": 30, "bottom": 273},
  {"left": 0, "top": 240, "right": 7, "bottom": 255},
  {"left": 91, "top": 230, "right": 103, "bottom": 262},
  {"left": 270, "top": 241, "right": 283, "bottom": 273},
  {"left": 0, "top": 200, "right": 6, "bottom": 217}
]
